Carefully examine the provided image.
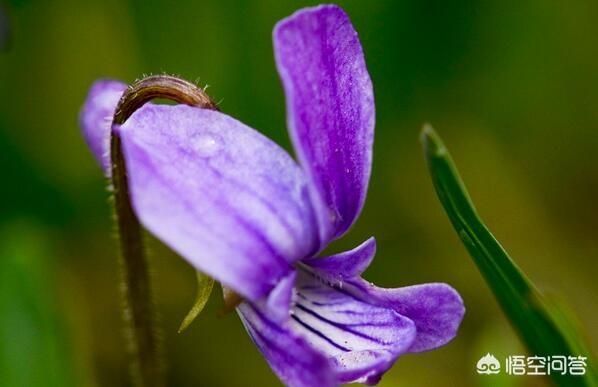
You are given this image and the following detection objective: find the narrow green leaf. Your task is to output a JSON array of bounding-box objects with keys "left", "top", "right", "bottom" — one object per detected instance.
[
  {"left": 178, "top": 271, "right": 215, "bottom": 333},
  {"left": 421, "top": 124, "right": 597, "bottom": 386}
]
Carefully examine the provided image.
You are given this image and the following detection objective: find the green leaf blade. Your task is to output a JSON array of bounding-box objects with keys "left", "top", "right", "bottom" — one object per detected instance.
[{"left": 421, "top": 125, "right": 597, "bottom": 386}]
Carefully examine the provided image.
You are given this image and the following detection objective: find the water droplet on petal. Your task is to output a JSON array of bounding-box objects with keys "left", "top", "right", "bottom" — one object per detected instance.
[{"left": 191, "top": 133, "right": 221, "bottom": 157}]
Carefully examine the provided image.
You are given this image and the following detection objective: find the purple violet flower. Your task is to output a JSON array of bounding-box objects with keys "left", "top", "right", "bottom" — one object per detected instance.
[{"left": 81, "top": 4, "right": 464, "bottom": 386}]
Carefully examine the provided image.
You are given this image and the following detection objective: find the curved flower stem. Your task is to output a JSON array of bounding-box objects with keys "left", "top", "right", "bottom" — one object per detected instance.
[{"left": 110, "top": 75, "right": 217, "bottom": 387}]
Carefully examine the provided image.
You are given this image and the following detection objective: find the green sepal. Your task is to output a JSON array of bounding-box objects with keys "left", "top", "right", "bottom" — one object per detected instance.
[{"left": 178, "top": 271, "right": 215, "bottom": 333}]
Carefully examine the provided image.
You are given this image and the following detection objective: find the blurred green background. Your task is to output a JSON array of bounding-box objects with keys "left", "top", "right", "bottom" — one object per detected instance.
[{"left": 0, "top": 0, "right": 596, "bottom": 386}]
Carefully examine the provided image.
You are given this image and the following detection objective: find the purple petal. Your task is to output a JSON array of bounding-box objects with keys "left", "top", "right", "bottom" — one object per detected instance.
[
  {"left": 79, "top": 79, "right": 127, "bottom": 173},
  {"left": 266, "top": 271, "right": 296, "bottom": 323},
  {"left": 274, "top": 5, "right": 375, "bottom": 241},
  {"left": 238, "top": 303, "right": 336, "bottom": 387},
  {"left": 346, "top": 280, "right": 465, "bottom": 353},
  {"left": 306, "top": 241, "right": 465, "bottom": 353},
  {"left": 302, "top": 237, "right": 376, "bottom": 281},
  {"left": 118, "top": 105, "right": 321, "bottom": 300},
  {"left": 238, "top": 269, "right": 416, "bottom": 386},
  {"left": 292, "top": 271, "right": 416, "bottom": 384}
]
